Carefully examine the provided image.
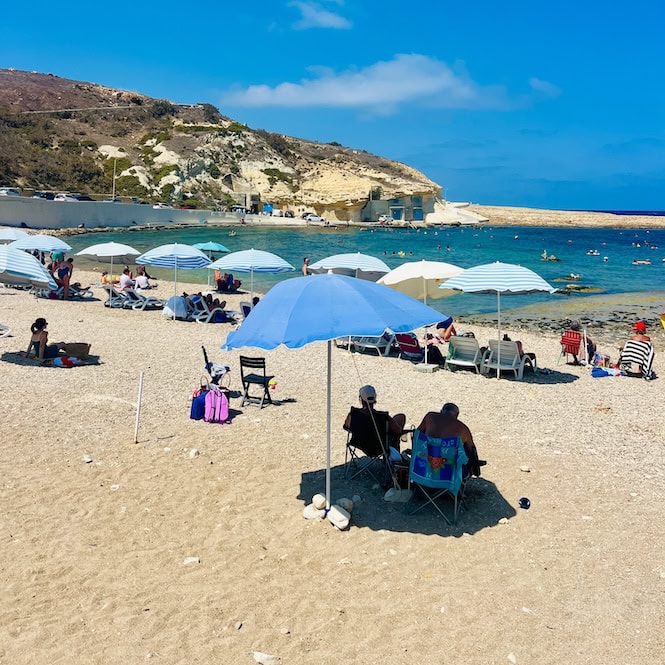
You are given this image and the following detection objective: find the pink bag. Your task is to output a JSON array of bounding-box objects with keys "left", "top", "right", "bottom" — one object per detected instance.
[{"left": 204, "top": 389, "right": 230, "bottom": 424}]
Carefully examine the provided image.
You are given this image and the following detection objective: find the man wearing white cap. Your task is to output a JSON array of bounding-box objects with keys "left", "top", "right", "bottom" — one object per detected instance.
[{"left": 343, "top": 385, "right": 406, "bottom": 459}]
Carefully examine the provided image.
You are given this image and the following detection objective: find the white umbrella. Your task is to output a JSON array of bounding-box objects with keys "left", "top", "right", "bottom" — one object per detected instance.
[
  {"left": 136, "top": 243, "right": 211, "bottom": 319},
  {"left": 0, "top": 228, "right": 29, "bottom": 244},
  {"left": 10, "top": 234, "right": 72, "bottom": 253},
  {"left": 441, "top": 261, "right": 556, "bottom": 377},
  {"left": 0, "top": 245, "right": 58, "bottom": 289},
  {"left": 208, "top": 248, "right": 295, "bottom": 302},
  {"left": 77, "top": 242, "right": 141, "bottom": 304},
  {"left": 379, "top": 260, "right": 464, "bottom": 364},
  {"left": 309, "top": 252, "right": 390, "bottom": 281},
  {"left": 378, "top": 260, "right": 464, "bottom": 304}
]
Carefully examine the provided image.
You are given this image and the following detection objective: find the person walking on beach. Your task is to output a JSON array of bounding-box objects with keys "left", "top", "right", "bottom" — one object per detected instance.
[{"left": 417, "top": 403, "right": 483, "bottom": 477}]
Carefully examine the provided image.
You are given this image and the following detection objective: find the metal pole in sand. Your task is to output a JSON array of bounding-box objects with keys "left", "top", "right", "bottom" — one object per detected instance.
[{"left": 134, "top": 371, "right": 144, "bottom": 444}]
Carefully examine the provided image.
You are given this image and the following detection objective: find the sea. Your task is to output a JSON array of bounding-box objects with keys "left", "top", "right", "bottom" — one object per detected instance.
[{"left": 66, "top": 224, "right": 665, "bottom": 317}]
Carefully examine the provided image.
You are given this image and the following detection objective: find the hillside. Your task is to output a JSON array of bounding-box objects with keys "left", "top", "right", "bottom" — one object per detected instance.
[{"left": 0, "top": 69, "right": 440, "bottom": 217}]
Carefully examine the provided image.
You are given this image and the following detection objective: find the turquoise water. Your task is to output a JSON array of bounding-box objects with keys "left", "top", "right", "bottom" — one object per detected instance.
[{"left": 67, "top": 225, "right": 665, "bottom": 316}]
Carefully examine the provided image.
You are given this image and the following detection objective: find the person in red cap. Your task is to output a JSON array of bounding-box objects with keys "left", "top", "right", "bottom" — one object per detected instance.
[{"left": 630, "top": 321, "right": 650, "bottom": 342}]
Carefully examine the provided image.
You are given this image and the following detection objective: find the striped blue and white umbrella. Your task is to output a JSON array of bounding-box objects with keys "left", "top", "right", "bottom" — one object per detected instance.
[
  {"left": 137, "top": 243, "right": 211, "bottom": 317},
  {"left": 208, "top": 248, "right": 295, "bottom": 301},
  {"left": 0, "top": 245, "right": 58, "bottom": 289},
  {"left": 441, "top": 262, "right": 556, "bottom": 377},
  {"left": 0, "top": 228, "right": 29, "bottom": 244},
  {"left": 10, "top": 234, "right": 72, "bottom": 253},
  {"left": 309, "top": 252, "right": 390, "bottom": 281}
]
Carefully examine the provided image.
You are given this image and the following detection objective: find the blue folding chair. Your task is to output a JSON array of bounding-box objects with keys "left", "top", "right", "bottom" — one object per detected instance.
[{"left": 407, "top": 429, "right": 468, "bottom": 524}]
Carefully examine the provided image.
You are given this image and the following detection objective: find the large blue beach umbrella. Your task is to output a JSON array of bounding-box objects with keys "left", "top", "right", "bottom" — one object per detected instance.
[
  {"left": 10, "top": 234, "right": 72, "bottom": 253},
  {"left": 223, "top": 272, "right": 445, "bottom": 510},
  {"left": 0, "top": 244, "right": 58, "bottom": 289},
  {"left": 136, "top": 243, "right": 211, "bottom": 318},
  {"left": 208, "top": 248, "right": 295, "bottom": 301},
  {"left": 441, "top": 261, "right": 556, "bottom": 376}
]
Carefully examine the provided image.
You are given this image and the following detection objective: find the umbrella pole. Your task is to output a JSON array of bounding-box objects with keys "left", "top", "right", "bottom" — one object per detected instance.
[
  {"left": 497, "top": 291, "right": 501, "bottom": 380},
  {"left": 207, "top": 252, "right": 212, "bottom": 289},
  {"left": 173, "top": 262, "right": 178, "bottom": 321},
  {"left": 325, "top": 340, "right": 332, "bottom": 512},
  {"left": 250, "top": 268, "right": 254, "bottom": 304},
  {"left": 423, "top": 276, "right": 428, "bottom": 364}
]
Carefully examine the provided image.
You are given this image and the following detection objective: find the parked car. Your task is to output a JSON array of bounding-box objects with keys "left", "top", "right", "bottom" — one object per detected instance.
[
  {"left": 305, "top": 214, "right": 324, "bottom": 223},
  {"left": 284, "top": 210, "right": 295, "bottom": 218},
  {"left": 152, "top": 202, "right": 172, "bottom": 209},
  {"left": 32, "top": 191, "right": 55, "bottom": 200},
  {"left": 271, "top": 209, "right": 283, "bottom": 217},
  {"left": 54, "top": 193, "right": 79, "bottom": 202},
  {"left": 0, "top": 187, "right": 22, "bottom": 196},
  {"left": 378, "top": 214, "right": 393, "bottom": 224},
  {"left": 75, "top": 194, "right": 95, "bottom": 202}
]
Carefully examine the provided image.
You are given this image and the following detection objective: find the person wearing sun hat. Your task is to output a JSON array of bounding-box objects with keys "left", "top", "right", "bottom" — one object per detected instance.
[{"left": 630, "top": 321, "right": 651, "bottom": 342}]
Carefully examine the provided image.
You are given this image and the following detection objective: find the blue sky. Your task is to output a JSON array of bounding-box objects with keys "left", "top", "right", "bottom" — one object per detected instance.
[{"left": 2, "top": 0, "right": 664, "bottom": 210}]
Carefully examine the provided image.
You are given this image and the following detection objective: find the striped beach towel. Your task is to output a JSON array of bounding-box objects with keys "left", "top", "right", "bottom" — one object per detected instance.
[{"left": 619, "top": 340, "right": 655, "bottom": 379}]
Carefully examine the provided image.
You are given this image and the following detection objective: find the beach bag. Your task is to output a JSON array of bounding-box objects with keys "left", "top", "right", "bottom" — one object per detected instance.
[
  {"left": 204, "top": 389, "right": 229, "bottom": 424},
  {"left": 190, "top": 392, "right": 207, "bottom": 420},
  {"left": 62, "top": 342, "right": 91, "bottom": 359}
]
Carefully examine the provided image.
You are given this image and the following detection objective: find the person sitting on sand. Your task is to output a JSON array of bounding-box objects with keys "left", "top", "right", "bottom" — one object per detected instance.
[
  {"left": 252, "top": 296, "right": 260, "bottom": 307},
  {"left": 119, "top": 268, "right": 135, "bottom": 291},
  {"left": 629, "top": 320, "right": 650, "bottom": 342},
  {"left": 417, "top": 402, "right": 484, "bottom": 478},
  {"left": 343, "top": 385, "right": 407, "bottom": 459},
  {"left": 25, "top": 318, "right": 65, "bottom": 362}
]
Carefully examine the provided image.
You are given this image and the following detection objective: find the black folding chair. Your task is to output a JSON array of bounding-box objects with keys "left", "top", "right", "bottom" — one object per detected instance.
[{"left": 239, "top": 355, "right": 274, "bottom": 408}]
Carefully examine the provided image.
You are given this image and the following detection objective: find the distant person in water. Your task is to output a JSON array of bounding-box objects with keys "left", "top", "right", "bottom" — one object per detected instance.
[{"left": 302, "top": 257, "right": 311, "bottom": 276}]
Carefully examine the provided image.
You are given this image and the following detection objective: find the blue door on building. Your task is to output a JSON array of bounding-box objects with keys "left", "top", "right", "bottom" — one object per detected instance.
[
  {"left": 390, "top": 207, "right": 403, "bottom": 221},
  {"left": 413, "top": 208, "right": 423, "bottom": 221}
]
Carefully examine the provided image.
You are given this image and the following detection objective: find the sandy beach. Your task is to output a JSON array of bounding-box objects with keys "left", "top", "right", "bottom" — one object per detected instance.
[{"left": 1, "top": 270, "right": 664, "bottom": 664}]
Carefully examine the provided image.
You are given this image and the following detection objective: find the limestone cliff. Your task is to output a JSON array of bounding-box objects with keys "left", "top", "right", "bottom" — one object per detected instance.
[{"left": 0, "top": 69, "right": 440, "bottom": 219}]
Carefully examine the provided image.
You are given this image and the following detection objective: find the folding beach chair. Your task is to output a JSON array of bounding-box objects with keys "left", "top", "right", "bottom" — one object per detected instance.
[
  {"left": 239, "top": 355, "right": 274, "bottom": 408},
  {"left": 395, "top": 332, "right": 425, "bottom": 361},
  {"left": 343, "top": 407, "right": 393, "bottom": 484},
  {"left": 618, "top": 340, "right": 656, "bottom": 380},
  {"left": 406, "top": 429, "right": 469, "bottom": 525},
  {"left": 558, "top": 329, "right": 583, "bottom": 364}
]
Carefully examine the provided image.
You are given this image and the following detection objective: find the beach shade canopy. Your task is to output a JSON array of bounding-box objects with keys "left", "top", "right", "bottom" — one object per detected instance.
[
  {"left": 194, "top": 241, "right": 231, "bottom": 288},
  {"left": 10, "top": 234, "right": 72, "bottom": 253},
  {"left": 193, "top": 241, "right": 230, "bottom": 254},
  {"left": 136, "top": 243, "right": 211, "bottom": 317},
  {"left": 378, "top": 260, "right": 464, "bottom": 304},
  {"left": 0, "top": 244, "right": 58, "bottom": 289},
  {"left": 0, "top": 228, "right": 29, "bottom": 244},
  {"left": 208, "top": 248, "right": 295, "bottom": 301},
  {"left": 308, "top": 252, "right": 390, "bottom": 281},
  {"left": 76, "top": 241, "right": 140, "bottom": 270},
  {"left": 223, "top": 272, "right": 445, "bottom": 511},
  {"left": 440, "top": 261, "right": 556, "bottom": 376}
]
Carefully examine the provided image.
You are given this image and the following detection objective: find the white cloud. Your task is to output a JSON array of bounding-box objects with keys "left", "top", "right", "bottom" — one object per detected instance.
[
  {"left": 529, "top": 77, "right": 561, "bottom": 98},
  {"left": 290, "top": 1, "right": 352, "bottom": 30},
  {"left": 221, "top": 54, "right": 512, "bottom": 112}
]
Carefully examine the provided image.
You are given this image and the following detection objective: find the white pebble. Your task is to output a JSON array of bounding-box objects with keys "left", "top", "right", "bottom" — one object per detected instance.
[
  {"left": 110, "top": 484, "right": 120, "bottom": 491},
  {"left": 82, "top": 455, "right": 93, "bottom": 464},
  {"left": 163, "top": 447, "right": 171, "bottom": 452},
  {"left": 519, "top": 465, "right": 531, "bottom": 473},
  {"left": 253, "top": 652, "right": 280, "bottom": 665},
  {"left": 582, "top": 515, "right": 593, "bottom": 521},
  {"left": 507, "top": 653, "right": 517, "bottom": 664},
  {"left": 279, "top": 628, "right": 290, "bottom": 635},
  {"left": 183, "top": 556, "right": 200, "bottom": 565},
  {"left": 235, "top": 621, "right": 243, "bottom": 630},
  {"left": 498, "top": 517, "right": 509, "bottom": 525},
  {"left": 189, "top": 448, "right": 199, "bottom": 459}
]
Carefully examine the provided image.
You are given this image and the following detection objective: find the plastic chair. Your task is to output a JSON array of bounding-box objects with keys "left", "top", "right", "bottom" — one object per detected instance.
[
  {"left": 407, "top": 429, "right": 468, "bottom": 524},
  {"left": 445, "top": 336, "right": 483, "bottom": 373},
  {"left": 239, "top": 355, "right": 274, "bottom": 408}
]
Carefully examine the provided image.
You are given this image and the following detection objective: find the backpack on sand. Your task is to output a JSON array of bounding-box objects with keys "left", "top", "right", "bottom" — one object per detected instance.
[{"left": 204, "top": 389, "right": 230, "bottom": 424}]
